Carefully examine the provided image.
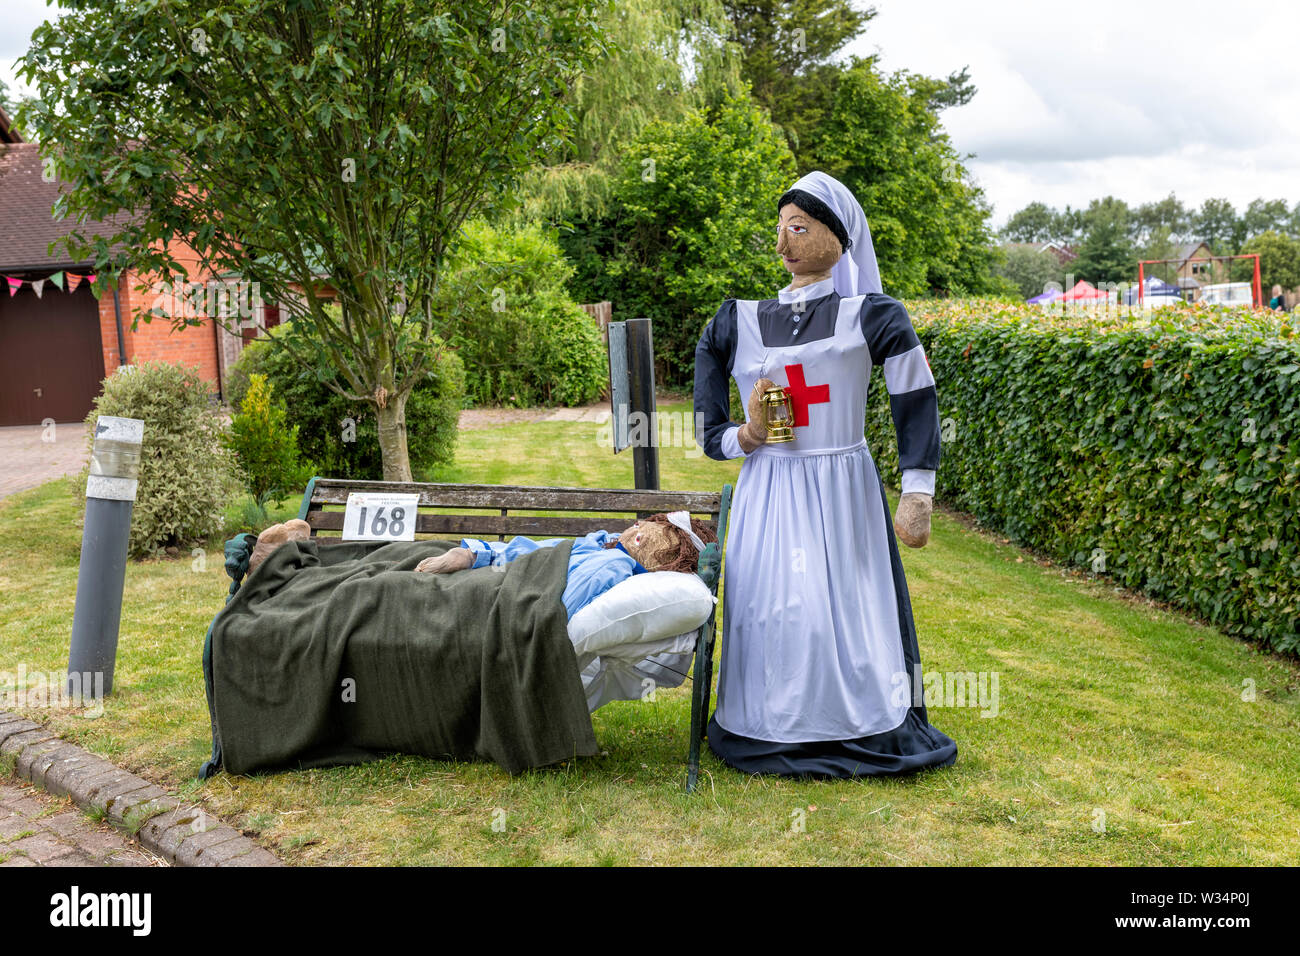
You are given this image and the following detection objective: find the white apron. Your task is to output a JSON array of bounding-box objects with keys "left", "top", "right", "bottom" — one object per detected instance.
[{"left": 715, "top": 294, "right": 911, "bottom": 742}]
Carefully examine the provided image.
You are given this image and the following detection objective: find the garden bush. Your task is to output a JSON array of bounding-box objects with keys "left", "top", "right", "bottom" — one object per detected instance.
[
  {"left": 224, "top": 373, "right": 309, "bottom": 505},
  {"left": 227, "top": 321, "right": 465, "bottom": 482},
  {"left": 433, "top": 218, "right": 606, "bottom": 407},
  {"left": 80, "top": 361, "right": 236, "bottom": 557},
  {"left": 864, "top": 299, "right": 1300, "bottom": 654}
]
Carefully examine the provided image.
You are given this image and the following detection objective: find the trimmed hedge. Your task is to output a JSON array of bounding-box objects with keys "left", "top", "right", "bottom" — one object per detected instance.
[{"left": 865, "top": 299, "right": 1300, "bottom": 655}]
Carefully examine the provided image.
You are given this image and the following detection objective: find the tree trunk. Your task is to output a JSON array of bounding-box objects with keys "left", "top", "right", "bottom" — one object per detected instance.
[{"left": 375, "top": 390, "right": 413, "bottom": 481}]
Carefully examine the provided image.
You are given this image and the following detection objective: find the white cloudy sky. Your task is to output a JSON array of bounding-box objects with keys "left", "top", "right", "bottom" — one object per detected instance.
[
  {"left": 4, "top": 0, "right": 1297, "bottom": 228},
  {"left": 855, "top": 0, "right": 1300, "bottom": 226}
]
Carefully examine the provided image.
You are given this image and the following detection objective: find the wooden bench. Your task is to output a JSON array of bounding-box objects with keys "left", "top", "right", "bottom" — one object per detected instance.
[{"left": 288, "top": 476, "right": 732, "bottom": 792}]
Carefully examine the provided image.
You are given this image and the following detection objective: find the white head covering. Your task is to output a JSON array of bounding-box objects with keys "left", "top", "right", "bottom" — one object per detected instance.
[
  {"left": 781, "top": 170, "right": 883, "bottom": 297},
  {"left": 665, "top": 511, "right": 706, "bottom": 552}
]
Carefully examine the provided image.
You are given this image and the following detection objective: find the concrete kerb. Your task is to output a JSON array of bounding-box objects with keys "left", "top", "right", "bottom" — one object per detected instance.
[{"left": 0, "top": 710, "right": 282, "bottom": 867}]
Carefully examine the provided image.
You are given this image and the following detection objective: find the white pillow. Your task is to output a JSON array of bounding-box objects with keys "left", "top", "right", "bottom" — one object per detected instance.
[{"left": 567, "top": 571, "right": 716, "bottom": 659}]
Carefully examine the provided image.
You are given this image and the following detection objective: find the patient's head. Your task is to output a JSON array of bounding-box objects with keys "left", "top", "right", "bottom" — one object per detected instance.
[{"left": 606, "top": 513, "right": 718, "bottom": 573}]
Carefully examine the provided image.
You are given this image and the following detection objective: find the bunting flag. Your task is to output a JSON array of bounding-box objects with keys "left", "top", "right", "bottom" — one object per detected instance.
[{"left": 0, "top": 272, "right": 95, "bottom": 296}]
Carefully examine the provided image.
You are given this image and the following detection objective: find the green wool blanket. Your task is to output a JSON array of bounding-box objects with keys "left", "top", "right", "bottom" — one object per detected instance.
[{"left": 202, "top": 537, "right": 598, "bottom": 776}]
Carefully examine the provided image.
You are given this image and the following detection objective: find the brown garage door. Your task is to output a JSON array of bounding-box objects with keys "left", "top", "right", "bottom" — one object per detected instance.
[{"left": 0, "top": 282, "right": 105, "bottom": 425}]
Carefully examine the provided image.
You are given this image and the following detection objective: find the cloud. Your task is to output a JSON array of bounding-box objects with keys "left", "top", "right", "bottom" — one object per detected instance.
[{"left": 853, "top": 0, "right": 1300, "bottom": 225}]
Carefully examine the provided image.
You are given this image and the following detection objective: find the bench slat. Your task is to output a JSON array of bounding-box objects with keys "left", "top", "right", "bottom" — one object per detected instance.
[
  {"left": 307, "top": 478, "right": 720, "bottom": 514},
  {"left": 306, "top": 509, "right": 718, "bottom": 538}
]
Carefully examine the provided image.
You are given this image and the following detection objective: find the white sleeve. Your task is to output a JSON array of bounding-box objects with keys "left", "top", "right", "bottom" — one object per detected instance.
[
  {"left": 719, "top": 424, "right": 748, "bottom": 460},
  {"left": 901, "top": 469, "right": 935, "bottom": 496}
]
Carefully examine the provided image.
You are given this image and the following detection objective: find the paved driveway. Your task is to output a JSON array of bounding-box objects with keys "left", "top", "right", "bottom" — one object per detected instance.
[{"left": 0, "top": 423, "right": 90, "bottom": 500}]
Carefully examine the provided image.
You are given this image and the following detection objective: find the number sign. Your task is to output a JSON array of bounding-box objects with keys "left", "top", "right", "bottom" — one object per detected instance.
[{"left": 341, "top": 493, "right": 420, "bottom": 542}]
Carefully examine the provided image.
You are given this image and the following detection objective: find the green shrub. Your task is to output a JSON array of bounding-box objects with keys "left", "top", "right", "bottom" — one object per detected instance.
[
  {"left": 224, "top": 373, "right": 308, "bottom": 505},
  {"left": 433, "top": 218, "right": 606, "bottom": 407},
  {"left": 561, "top": 94, "right": 796, "bottom": 389},
  {"left": 227, "top": 321, "right": 465, "bottom": 482},
  {"left": 864, "top": 299, "right": 1300, "bottom": 655},
  {"left": 80, "top": 361, "right": 236, "bottom": 557}
]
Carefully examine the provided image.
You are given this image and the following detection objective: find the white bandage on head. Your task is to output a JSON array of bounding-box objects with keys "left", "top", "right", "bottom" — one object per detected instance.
[{"left": 665, "top": 510, "right": 706, "bottom": 552}]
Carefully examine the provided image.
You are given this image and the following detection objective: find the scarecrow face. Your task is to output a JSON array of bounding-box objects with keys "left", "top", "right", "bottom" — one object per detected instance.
[
  {"left": 776, "top": 203, "right": 842, "bottom": 279},
  {"left": 617, "top": 519, "right": 679, "bottom": 571}
]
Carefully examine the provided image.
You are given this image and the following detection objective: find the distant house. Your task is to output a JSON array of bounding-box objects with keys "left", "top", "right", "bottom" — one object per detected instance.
[
  {"left": 1172, "top": 241, "right": 1225, "bottom": 292},
  {"left": 0, "top": 105, "right": 268, "bottom": 425}
]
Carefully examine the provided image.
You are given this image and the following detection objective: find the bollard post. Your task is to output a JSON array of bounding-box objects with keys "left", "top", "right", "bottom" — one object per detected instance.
[{"left": 67, "top": 416, "right": 144, "bottom": 697}]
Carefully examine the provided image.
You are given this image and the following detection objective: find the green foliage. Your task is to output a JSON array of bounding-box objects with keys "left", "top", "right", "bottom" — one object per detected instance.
[
  {"left": 80, "top": 362, "right": 236, "bottom": 558},
  {"left": 996, "top": 244, "right": 1066, "bottom": 299},
  {"left": 19, "top": 0, "right": 606, "bottom": 480},
  {"left": 1239, "top": 231, "right": 1300, "bottom": 292},
  {"left": 1071, "top": 196, "right": 1138, "bottom": 284},
  {"left": 228, "top": 324, "right": 464, "bottom": 481},
  {"left": 564, "top": 95, "right": 796, "bottom": 387},
  {"left": 865, "top": 299, "right": 1300, "bottom": 655},
  {"left": 513, "top": 0, "right": 742, "bottom": 222},
  {"left": 725, "top": 0, "right": 873, "bottom": 151},
  {"left": 433, "top": 220, "right": 607, "bottom": 407},
  {"left": 224, "top": 374, "right": 308, "bottom": 505},
  {"left": 1001, "top": 202, "right": 1060, "bottom": 244},
  {"left": 810, "top": 60, "right": 999, "bottom": 297}
]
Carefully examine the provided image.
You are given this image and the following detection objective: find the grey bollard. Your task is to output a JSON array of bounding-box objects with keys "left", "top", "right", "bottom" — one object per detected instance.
[{"left": 67, "top": 416, "right": 144, "bottom": 697}]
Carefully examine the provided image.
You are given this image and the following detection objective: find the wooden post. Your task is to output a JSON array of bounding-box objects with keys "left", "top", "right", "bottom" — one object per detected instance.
[{"left": 625, "top": 317, "right": 659, "bottom": 496}]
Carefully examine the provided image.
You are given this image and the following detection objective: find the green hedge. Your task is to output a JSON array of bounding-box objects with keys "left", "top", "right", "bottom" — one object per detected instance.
[{"left": 865, "top": 299, "right": 1300, "bottom": 655}]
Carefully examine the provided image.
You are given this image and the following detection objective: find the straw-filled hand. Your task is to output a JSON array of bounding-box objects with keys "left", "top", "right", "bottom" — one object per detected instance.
[
  {"left": 893, "top": 493, "right": 932, "bottom": 549},
  {"left": 737, "top": 377, "right": 778, "bottom": 453}
]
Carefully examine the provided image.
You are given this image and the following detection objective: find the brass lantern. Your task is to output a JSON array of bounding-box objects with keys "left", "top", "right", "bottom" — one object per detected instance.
[{"left": 760, "top": 384, "right": 796, "bottom": 443}]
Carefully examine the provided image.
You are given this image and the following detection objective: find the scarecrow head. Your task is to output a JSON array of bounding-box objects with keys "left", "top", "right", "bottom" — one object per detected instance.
[
  {"left": 607, "top": 512, "right": 718, "bottom": 573},
  {"left": 776, "top": 187, "right": 850, "bottom": 284}
]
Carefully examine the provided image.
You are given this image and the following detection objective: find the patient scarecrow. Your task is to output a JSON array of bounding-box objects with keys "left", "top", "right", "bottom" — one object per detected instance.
[{"left": 247, "top": 511, "right": 717, "bottom": 619}]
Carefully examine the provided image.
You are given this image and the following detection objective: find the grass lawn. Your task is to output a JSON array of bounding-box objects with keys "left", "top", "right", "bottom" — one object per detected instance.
[{"left": 2, "top": 397, "right": 1298, "bottom": 865}]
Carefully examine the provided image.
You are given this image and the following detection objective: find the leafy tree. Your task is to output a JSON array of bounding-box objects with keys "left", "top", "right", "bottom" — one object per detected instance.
[
  {"left": 571, "top": 94, "right": 796, "bottom": 386},
  {"left": 1290, "top": 201, "right": 1300, "bottom": 239},
  {"left": 514, "top": 0, "right": 742, "bottom": 223},
  {"left": 1134, "top": 193, "right": 1190, "bottom": 244},
  {"left": 1072, "top": 197, "right": 1136, "bottom": 284},
  {"left": 1242, "top": 198, "right": 1291, "bottom": 241},
  {"left": 1193, "top": 197, "right": 1243, "bottom": 254},
  {"left": 996, "top": 244, "right": 1065, "bottom": 299},
  {"left": 1002, "top": 202, "right": 1058, "bottom": 243},
  {"left": 1237, "top": 231, "right": 1300, "bottom": 292},
  {"left": 1051, "top": 205, "right": 1086, "bottom": 247},
  {"left": 1139, "top": 226, "right": 1182, "bottom": 275},
  {"left": 19, "top": 0, "right": 605, "bottom": 481},
  {"left": 810, "top": 59, "right": 998, "bottom": 296},
  {"left": 725, "top": 0, "right": 873, "bottom": 152},
  {"left": 431, "top": 219, "right": 607, "bottom": 407}
]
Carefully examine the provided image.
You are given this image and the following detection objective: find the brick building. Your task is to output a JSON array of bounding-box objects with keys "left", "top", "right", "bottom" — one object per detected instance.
[{"left": 0, "top": 105, "right": 250, "bottom": 425}]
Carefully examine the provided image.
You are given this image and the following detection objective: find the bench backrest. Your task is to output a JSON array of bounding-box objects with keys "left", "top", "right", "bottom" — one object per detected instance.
[{"left": 297, "top": 477, "right": 725, "bottom": 541}]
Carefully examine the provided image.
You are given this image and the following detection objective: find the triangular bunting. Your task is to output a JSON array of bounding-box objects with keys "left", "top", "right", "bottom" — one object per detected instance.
[
  {"left": 86, "top": 272, "right": 97, "bottom": 286},
  {"left": 49, "top": 271, "right": 64, "bottom": 291},
  {"left": 5, "top": 277, "right": 21, "bottom": 297},
  {"left": 32, "top": 279, "right": 45, "bottom": 299},
  {"left": 67, "top": 273, "right": 82, "bottom": 292}
]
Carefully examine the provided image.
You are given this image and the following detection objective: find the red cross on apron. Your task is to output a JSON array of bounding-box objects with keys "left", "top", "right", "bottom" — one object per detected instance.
[{"left": 783, "top": 363, "right": 831, "bottom": 428}]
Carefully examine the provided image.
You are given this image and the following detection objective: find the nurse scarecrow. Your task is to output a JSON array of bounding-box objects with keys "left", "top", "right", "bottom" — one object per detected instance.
[{"left": 693, "top": 171, "right": 958, "bottom": 778}]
